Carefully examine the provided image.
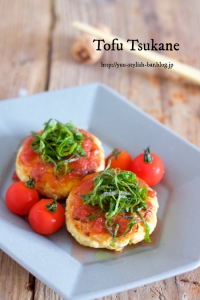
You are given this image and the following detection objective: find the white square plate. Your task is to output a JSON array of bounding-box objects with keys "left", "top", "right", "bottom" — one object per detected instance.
[{"left": 1, "top": 83, "right": 200, "bottom": 300}]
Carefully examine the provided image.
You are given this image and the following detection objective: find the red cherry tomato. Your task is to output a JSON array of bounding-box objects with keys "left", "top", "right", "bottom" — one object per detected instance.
[
  {"left": 131, "top": 147, "right": 164, "bottom": 186},
  {"left": 29, "top": 198, "right": 65, "bottom": 235},
  {"left": 5, "top": 178, "right": 39, "bottom": 215},
  {"left": 106, "top": 149, "right": 132, "bottom": 171}
]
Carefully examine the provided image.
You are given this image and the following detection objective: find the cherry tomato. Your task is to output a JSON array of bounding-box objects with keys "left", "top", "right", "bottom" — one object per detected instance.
[
  {"left": 105, "top": 148, "right": 132, "bottom": 171},
  {"left": 131, "top": 147, "right": 164, "bottom": 186},
  {"left": 5, "top": 178, "right": 39, "bottom": 215},
  {"left": 29, "top": 198, "right": 65, "bottom": 235}
]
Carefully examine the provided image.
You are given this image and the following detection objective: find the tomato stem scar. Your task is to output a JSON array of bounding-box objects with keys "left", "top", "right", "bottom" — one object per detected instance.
[
  {"left": 143, "top": 147, "right": 153, "bottom": 163},
  {"left": 46, "top": 198, "right": 58, "bottom": 213},
  {"left": 25, "top": 176, "right": 35, "bottom": 189}
]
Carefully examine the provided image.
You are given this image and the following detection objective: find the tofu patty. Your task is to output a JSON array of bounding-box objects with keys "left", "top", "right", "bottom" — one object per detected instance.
[
  {"left": 66, "top": 172, "right": 158, "bottom": 251},
  {"left": 16, "top": 129, "right": 105, "bottom": 199}
]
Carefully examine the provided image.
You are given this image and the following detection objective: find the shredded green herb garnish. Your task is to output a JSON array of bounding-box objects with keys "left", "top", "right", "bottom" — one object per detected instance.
[
  {"left": 86, "top": 213, "right": 102, "bottom": 220},
  {"left": 136, "top": 211, "right": 151, "bottom": 242},
  {"left": 30, "top": 119, "right": 87, "bottom": 174},
  {"left": 82, "top": 167, "right": 151, "bottom": 246}
]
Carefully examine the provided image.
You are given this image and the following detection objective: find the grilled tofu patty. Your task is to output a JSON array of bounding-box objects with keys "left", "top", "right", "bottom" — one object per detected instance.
[
  {"left": 66, "top": 172, "right": 158, "bottom": 251},
  {"left": 16, "top": 130, "right": 105, "bottom": 199}
]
